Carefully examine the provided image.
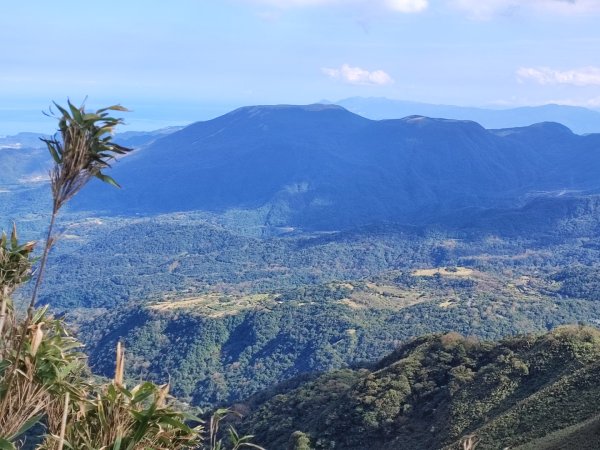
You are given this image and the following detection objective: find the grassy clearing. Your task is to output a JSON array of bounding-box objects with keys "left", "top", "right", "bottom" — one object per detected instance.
[
  {"left": 338, "top": 282, "right": 432, "bottom": 310},
  {"left": 412, "top": 266, "right": 474, "bottom": 277},
  {"left": 150, "top": 293, "right": 273, "bottom": 317},
  {"left": 438, "top": 300, "right": 456, "bottom": 308}
]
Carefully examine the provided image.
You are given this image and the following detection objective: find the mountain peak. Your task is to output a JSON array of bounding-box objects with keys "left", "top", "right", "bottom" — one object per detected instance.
[
  {"left": 492, "top": 121, "right": 574, "bottom": 138},
  {"left": 400, "top": 115, "right": 486, "bottom": 131},
  {"left": 228, "top": 103, "right": 350, "bottom": 117}
]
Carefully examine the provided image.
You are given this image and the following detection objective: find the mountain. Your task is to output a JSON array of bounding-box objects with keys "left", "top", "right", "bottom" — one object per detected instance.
[
  {"left": 238, "top": 326, "right": 600, "bottom": 449},
  {"left": 0, "top": 146, "right": 49, "bottom": 186},
  {"left": 76, "top": 259, "right": 600, "bottom": 409},
  {"left": 0, "top": 127, "right": 185, "bottom": 230},
  {"left": 55, "top": 197, "right": 600, "bottom": 407},
  {"left": 336, "top": 97, "right": 600, "bottom": 135},
  {"left": 0, "top": 128, "right": 182, "bottom": 187},
  {"left": 0, "top": 132, "right": 48, "bottom": 149},
  {"left": 113, "top": 126, "right": 185, "bottom": 148},
  {"left": 72, "top": 104, "right": 600, "bottom": 231}
]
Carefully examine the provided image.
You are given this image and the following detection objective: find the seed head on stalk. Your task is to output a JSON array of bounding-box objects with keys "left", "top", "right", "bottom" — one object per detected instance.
[
  {"left": 43, "top": 100, "right": 133, "bottom": 213},
  {"left": 29, "top": 100, "right": 133, "bottom": 312}
]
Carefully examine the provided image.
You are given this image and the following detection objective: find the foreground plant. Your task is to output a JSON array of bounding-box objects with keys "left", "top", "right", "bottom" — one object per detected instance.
[
  {"left": 0, "top": 225, "right": 35, "bottom": 337},
  {"left": 0, "top": 100, "right": 264, "bottom": 449},
  {"left": 4, "top": 100, "right": 133, "bottom": 401},
  {"left": 42, "top": 382, "right": 202, "bottom": 449},
  {"left": 209, "top": 408, "right": 264, "bottom": 450},
  {"left": 31, "top": 100, "right": 132, "bottom": 316},
  {"left": 0, "top": 226, "right": 84, "bottom": 448},
  {"left": 1, "top": 100, "right": 133, "bottom": 448}
]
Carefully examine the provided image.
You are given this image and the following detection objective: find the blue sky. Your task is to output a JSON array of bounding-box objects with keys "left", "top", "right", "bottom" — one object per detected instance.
[{"left": 1, "top": 0, "right": 600, "bottom": 134}]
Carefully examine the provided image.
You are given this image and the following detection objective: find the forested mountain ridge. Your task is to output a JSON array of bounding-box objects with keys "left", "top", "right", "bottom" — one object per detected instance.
[
  {"left": 27, "top": 192, "right": 600, "bottom": 408},
  {"left": 238, "top": 326, "right": 600, "bottom": 449},
  {"left": 70, "top": 104, "right": 600, "bottom": 231},
  {"left": 31, "top": 192, "right": 600, "bottom": 311},
  {"left": 77, "top": 271, "right": 600, "bottom": 409}
]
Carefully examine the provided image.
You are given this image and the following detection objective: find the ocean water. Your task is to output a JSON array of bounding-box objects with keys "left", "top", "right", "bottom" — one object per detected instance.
[{"left": 0, "top": 101, "right": 239, "bottom": 136}]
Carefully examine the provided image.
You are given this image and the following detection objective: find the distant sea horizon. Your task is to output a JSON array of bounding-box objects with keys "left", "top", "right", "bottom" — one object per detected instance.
[{"left": 0, "top": 101, "right": 239, "bottom": 136}]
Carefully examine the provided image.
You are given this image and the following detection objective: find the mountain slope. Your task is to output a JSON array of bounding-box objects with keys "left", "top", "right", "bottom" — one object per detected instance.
[
  {"left": 77, "top": 274, "right": 600, "bottom": 410},
  {"left": 336, "top": 97, "right": 600, "bottom": 134},
  {"left": 72, "top": 104, "right": 600, "bottom": 231},
  {"left": 238, "top": 326, "right": 600, "bottom": 450},
  {"left": 35, "top": 193, "right": 600, "bottom": 311}
]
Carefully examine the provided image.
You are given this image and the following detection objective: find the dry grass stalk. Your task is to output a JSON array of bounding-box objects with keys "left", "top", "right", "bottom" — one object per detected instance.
[
  {"left": 462, "top": 434, "right": 480, "bottom": 450},
  {"left": 115, "top": 341, "right": 125, "bottom": 388},
  {"left": 0, "top": 306, "right": 84, "bottom": 442},
  {"left": 2, "top": 327, "right": 50, "bottom": 437},
  {"left": 156, "top": 382, "right": 170, "bottom": 408},
  {"left": 30, "top": 323, "right": 44, "bottom": 356},
  {"left": 57, "top": 391, "right": 70, "bottom": 450},
  {"left": 0, "top": 286, "right": 8, "bottom": 338}
]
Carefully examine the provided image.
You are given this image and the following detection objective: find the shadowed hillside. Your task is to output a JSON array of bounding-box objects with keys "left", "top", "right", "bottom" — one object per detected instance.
[{"left": 71, "top": 104, "right": 600, "bottom": 231}]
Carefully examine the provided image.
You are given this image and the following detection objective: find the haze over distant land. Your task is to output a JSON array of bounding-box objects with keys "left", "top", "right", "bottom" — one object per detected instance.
[
  {"left": 3, "top": 1, "right": 600, "bottom": 135},
  {"left": 3, "top": 98, "right": 600, "bottom": 136},
  {"left": 334, "top": 97, "right": 600, "bottom": 135}
]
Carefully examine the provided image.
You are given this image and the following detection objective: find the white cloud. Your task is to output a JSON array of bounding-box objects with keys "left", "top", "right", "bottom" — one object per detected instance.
[
  {"left": 244, "top": 0, "right": 600, "bottom": 17},
  {"left": 450, "top": 0, "right": 600, "bottom": 19},
  {"left": 248, "top": 0, "right": 337, "bottom": 6},
  {"left": 241, "top": 0, "right": 428, "bottom": 13},
  {"left": 385, "top": 0, "right": 429, "bottom": 13},
  {"left": 517, "top": 67, "right": 600, "bottom": 87},
  {"left": 322, "top": 64, "right": 394, "bottom": 86}
]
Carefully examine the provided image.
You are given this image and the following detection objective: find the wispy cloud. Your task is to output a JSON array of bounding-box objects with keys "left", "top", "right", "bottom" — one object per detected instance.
[
  {"left": 517, "top": 67, "right": 600, "bottom": 87},
  {"left": 242, "top": 0, "right": 428, "bottom": 13},
  {"left": 247, "top": 0, "right": 337, "bottom": 6},
  {"left": 322, "top": 64, "right": 394, "bottom": 86},
  {"left": 385, "top": 0, "right": 429, "bottom": 13},
  {"left": 244, "top": 0, "right": 600, "bottom": 17},
  {"left": 449, "top": 0, "right": 600, "bottom": 20}
]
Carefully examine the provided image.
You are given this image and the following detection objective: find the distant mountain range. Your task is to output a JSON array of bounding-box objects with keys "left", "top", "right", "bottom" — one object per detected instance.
[
  {"left": 3, "top": 104, "right": 600, "bottom": 232},
  {"left": 0, "top": 127, "right": 184, "bottom": 230},
  {"left": 333, "top": 97, "right": 600, "bottom": 135},
  {"left": 0, "top": 127, "right": 181, "bottom": 187},
  {"left": 69, "top": 104, "right": 600, "bottom": 231}
]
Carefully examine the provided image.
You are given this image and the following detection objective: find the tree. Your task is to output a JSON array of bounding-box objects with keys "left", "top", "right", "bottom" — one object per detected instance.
[{"left": 289, "top": 431, "right": 312, "bottom": 450}]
